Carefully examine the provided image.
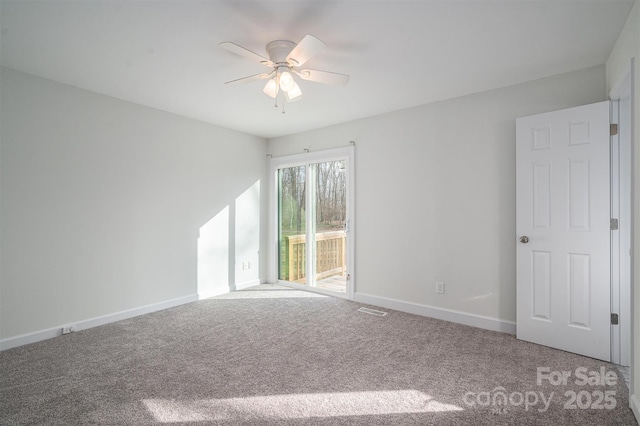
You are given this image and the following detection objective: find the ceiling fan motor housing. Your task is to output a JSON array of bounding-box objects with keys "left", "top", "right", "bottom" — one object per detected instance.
[{"left": 266, "top": 40, "right": 297, "bottom": 66}]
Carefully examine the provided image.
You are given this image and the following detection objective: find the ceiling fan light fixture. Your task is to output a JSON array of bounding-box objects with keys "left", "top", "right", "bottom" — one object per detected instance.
[
  {"left": 263, "top": 78, "right": 278, "bottom": 98},
  {"left": 278, "top": 70, "right": 295, "bottom": 92},
  {"left": 285, "top": 82, "right": 302, "bottom": 101}
]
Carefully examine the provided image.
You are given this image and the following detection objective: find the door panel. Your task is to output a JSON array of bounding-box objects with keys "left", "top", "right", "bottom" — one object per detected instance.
[
  {"left": 278, "top": 166, "right": 307, "bottom": 284},
  {"left": 532, "top": 162, "right": 551, "bottom": 229},
  {"left": 516, "top": 101, "right": 610, "bottom": 361},
  {"left": 531, "top": 250, "right": 551, "bottom": 320},
  {"left": 312, "top": 160, "right": 347, "bottom": 293}
]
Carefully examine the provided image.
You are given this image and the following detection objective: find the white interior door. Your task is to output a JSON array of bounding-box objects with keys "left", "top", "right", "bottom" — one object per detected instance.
[{"left": 516, "top": 101, "right": 611, "bottom": 361}]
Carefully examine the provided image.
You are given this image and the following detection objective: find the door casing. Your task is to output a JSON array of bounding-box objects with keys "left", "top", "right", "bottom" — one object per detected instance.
[{"left": 609, "top": 59, "right": 634, "bottom": 377}]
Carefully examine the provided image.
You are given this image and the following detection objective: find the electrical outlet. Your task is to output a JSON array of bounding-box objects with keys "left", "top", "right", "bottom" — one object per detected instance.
[
  {"left": 435, "top": 282, "right": 445, "bottom": 294},
  {"left": 242, "top": 261, "right": 247, "bottom": 270},
  {"left": 62, "top": 326, "right": 75, "bottom": 335}
]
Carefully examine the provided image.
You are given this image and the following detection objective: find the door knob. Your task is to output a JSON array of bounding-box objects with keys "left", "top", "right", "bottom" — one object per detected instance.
[{"left": 520, "top": 236, "right": 529, "bottom": 244}]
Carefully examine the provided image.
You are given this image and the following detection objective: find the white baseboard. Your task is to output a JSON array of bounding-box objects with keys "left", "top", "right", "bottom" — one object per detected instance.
[
  {"left": 631, "top": 393, "right": 640, "bottom": 423},
  {"left": 354, "top": 292, "right": 516, "bottom": 334},
  {"left": 198, "top": 279, "right": 261, "bottom": 300},
  {"left": 235, "top": 279, "right": 261, "bottom": 291},
  {"left": 0, "top": 294, "right": 198, "bottom": 351},
  {"left": 198, "top": 287, "right": 233, "bottom": 300}
]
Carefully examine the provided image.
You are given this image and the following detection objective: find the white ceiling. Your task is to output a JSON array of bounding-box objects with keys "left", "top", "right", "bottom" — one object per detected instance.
[{"left": 0, "top": 0, "right": 634, "bottom": 139}]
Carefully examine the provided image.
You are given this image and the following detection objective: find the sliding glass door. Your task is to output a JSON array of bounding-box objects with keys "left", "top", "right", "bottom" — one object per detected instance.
[{"left": 273, "top": 148, "right": 353, "bottom": 298}]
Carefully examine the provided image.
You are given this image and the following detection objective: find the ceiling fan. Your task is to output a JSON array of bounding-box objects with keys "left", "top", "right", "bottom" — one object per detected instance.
[{"left": 219, "top": 35, "right": 349, "bottom": 111}]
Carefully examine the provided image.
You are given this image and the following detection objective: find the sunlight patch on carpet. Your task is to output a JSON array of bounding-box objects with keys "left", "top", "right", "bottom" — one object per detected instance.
[{"left": 142, "top": 390, "right": 463, "bottom": 422}]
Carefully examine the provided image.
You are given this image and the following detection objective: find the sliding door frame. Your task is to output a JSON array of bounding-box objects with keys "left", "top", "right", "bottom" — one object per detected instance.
[{"left": 268, "top": 146, "right": 355, "bottom": 300}]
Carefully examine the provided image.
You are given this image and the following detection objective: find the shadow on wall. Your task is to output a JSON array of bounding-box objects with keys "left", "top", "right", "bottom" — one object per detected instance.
[{"left": 197, "top": 181, "right": 261, "bottom": 299}]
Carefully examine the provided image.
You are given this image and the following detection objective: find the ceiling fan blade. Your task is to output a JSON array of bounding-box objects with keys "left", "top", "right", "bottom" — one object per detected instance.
[
  {"left": 224, "top": 72, "right": 274, "bottom": 86},
  {"left": 286, "top": 35, "right": 326, "bottom": 66},
  {"left": 295, "top": 69, "right": 350, "bottom": 86},
  {"left": 219, "top": 42, "right": 274, "bottom": 67}
]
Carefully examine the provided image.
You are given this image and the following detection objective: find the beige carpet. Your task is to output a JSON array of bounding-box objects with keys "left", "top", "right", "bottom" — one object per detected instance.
[{"left": 0, "top": 285, "right": 637, "bottom": 425}]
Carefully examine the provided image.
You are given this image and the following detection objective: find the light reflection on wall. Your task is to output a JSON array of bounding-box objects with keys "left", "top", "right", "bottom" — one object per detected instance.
[
  {"left": 197, "top": 206, "right": 229, "bottom": 299},
  {"left": 234, "top": 181, "right": 261, "bottom": 290},
  {"left": 197, "top": 181, "right": 261, "bottom": 299}
]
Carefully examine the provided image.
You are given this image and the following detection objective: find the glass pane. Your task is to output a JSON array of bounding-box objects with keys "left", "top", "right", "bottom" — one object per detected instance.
[
  {"left": 313, "top": 160, "right": 347, "bottom": 292},
  {"left": 278, "top": 166, "right": 307, "bottom": 284}
]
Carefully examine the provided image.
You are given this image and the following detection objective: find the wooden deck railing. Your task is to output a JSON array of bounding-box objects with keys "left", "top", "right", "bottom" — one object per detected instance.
[{"left": 281, "top": 230, "right": 346, "bottom": 282}]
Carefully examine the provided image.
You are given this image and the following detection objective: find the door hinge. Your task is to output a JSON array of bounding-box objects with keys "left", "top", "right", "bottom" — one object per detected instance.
[
  {"left": 611, "top": 313, "right": 619, "bottom": 325},
  {"left": 610, "top": 123, "right": 618, "bottom": 136},
  {"left": 346, "top": 274, "right": 351, "bottom": 281},
  {"left": 611, "top": 218, "right": 619, "bottom": 230}
]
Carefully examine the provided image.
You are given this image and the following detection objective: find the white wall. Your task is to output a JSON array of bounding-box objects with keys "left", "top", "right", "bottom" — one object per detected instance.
[
  {"left": 268, "top": 65, "right": 606, "bottom": 327},
  {"left": 606, "top": 0, "right": 640, "bottom": 419},
  {"left": 0, "top": 68, "right": 268, "bottom": 342}
]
